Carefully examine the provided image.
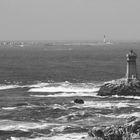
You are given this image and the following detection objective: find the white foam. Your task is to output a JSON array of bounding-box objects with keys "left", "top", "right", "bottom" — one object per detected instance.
[
  {"left": 106, "top": 112, "right": 140, "bottom": 119},
  {"left": 71, "top": 100, "right": 140, "bottom": 110},
  {"left": 0, "top": 120, "right": 60, "bottom": 131},
  {"left": 26, "top": 82, "right": 49, "bottom": 88},
  {"left": 30, "top": 91, "right": 98, "bottom": 98},
  {"left": 112, "top": 95, "right": 140, "bottom": 100},
  {"left": 72, "top": 101, "right": 131, "bottom": 109},
  {"left": 49, "top": 104, "right": 67, "bottom": 110},
  {"left": 0, "top": 85, "right": 20, "bottom": 90},
  {"left": 28, "top": 82, "right": 100, "bottom": 93},
  {"left": 29, "top": 86, "right": 99, "bottom": 93},
  {"left": 0, "top": 82, "right": 101, "bottom": 94},
  {"left": 10, "top": 133, "right": 87, "bottom": 140},
  {"left": 2, "top": 107, "right": 17, "bottom": 110}
]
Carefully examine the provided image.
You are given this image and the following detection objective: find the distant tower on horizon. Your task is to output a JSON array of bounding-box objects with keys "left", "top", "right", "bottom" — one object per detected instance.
[
  {"left": 103, "top": 35, "right": 106, "bottom": 43},
  {"left": 126, "top": 50, "right": 138, "bottom": 80}
]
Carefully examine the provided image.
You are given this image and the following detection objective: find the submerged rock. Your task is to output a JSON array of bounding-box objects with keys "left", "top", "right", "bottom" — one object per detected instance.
[
  {"left": 98, "top": 78, "right": 140, "bottom": 96},
  {"left": 74, "top": 99, "right": 84, "bottom": 104}
]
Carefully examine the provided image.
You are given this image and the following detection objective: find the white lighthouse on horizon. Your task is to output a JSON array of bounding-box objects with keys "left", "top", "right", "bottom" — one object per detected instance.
[{"left": 103, "top": 35, "right": 106, "bottom": 43}]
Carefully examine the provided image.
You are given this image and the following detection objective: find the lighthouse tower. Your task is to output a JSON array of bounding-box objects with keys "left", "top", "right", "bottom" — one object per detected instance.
[
  {"left": 126, "top": 50, "right": 137, "bottom": 81},
  {"left": 103, "top": 35, "right": 106, "bottom": 43}
]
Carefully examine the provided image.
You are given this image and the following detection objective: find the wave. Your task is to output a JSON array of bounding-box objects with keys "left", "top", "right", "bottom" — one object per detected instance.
[
  {"left": 0, "top": 81, "right": 101, "bottom": 93},
  {"left": 29, "top": 86, "right": 98, "bottom": 93},
  {"left": 2, "top": 107, "right": 17, "bottom": 110},
  {"left": 29, "top": 100, "right": 140, "bottom": 113},
  {"left": 2, "top": 81, "right": 140, "bottom": 100},
  {"left": 49, "top": 104, "right": 67, "bottom": 110},
  {"left": 0, "top": 85, "right": 20, "bottom": 90},
  {"left": 28, "top": 82, "right": 100, "bottom": 97},
  {"left": 10, "top": 133, "right": 87, "bottom": 140},
  {"left": 72, "top": 101, "right": 134, "bottom": 109},
  {"left": 105, "top": 112, "right": 140, "bottom": 119},
  {"left": 0, "top": 120, "right": 60, "bottom": 131},
  {"left": 112, "top": 95, "right": 140, "bottom": 100},
  {"left": 28, "top": 82, "right": 100, "bottom": 93},
  {"left": 26, "top": 82, "right": 49, "bottom": 88},
  {"left": 30, "top": 92, "right": 98, "bottom": 98},
  {"left": 49, "top": 101, "right": 139, "bottom": 110}
]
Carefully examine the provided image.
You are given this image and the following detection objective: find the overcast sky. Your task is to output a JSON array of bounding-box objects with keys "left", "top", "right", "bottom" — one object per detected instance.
[{"left": 0, "top": 0, "right": 140, "bottom": 40}]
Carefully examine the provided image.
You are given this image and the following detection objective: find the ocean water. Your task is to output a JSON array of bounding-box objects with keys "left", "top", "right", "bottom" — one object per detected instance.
[{"left": 0, "top": 41, "right": 140, "bottom": 139}]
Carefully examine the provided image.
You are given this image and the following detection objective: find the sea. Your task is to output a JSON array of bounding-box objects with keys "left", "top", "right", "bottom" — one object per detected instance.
[{"left": 0, "top": 41, "right": 140, "bottom": 140}]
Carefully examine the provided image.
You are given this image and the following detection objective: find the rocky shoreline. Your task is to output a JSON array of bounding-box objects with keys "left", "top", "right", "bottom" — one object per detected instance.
[
  {"left": 98, "top": 78, "right": 140, "bottom": 96},
  {"left": 83, "top": 116, "right": 140, "bottom": 140}
]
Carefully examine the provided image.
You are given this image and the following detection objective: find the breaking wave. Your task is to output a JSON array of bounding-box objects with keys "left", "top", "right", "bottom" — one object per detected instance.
[
  {"left": 0, "top": 120, "right": 60, "bottom": 131},
  {"left": 48, "top": 101, "right": 140, "bottom": 110},
  {"left": 0, "top": 85, "right": 20, "bottom": 90},
  {"left": 105, "top": 112, "right": 140, "bottom": 119},
  {"left": 28, "top": 82, "right": 100, "bottom": 93},
  {"left": 111, "top": 95, "right": 140, "bottom": 100},
  {"left": 71, "top": 101, "right": 137, "bottom": 109},
  {"left": 10, "top": 133, "right": 87, "bottom": 140},
  {"left": 30, "top": 92, "right": 98, "bottom": 98}
]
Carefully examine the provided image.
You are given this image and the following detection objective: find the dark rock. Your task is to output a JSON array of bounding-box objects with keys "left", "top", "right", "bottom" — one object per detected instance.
[
  {"left": 14, "top": 103, "right": 28, "bottom": 107},
  {"left": 98, "top": 78, "right": 140, "bottom": 96},
  {"left": 126, "top": 117, "right": 140, "bottom": 133},
  {"left": 88, "top": 127, "right": 104, "bottom": 139},
  {"left": 87, "top": 117, "right": 140, "bottom": 140},
  {"left": 126, "top": 116, "right": 137, "bottom": 124},
  {"left": 74, "top": 99, "right": 84, "bottom": 104}
]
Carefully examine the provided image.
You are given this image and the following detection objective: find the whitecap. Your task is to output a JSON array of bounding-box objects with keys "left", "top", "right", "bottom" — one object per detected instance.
[
  {"left": 26, "top": 82, "right": 49, "bottom": 88},
  {"left": 10, "top": 133, "right": 87, "bottom": 140},
  {"left": 72, "top": 100, "right": 140, "bottom": 109},
  {"left": 29, "top": 86, "right": 99, "bottom": 93},
  {"left": 0, "top": 85, "right": 20, "bottom": 90},
  {"left": 30, "top": 91, "right": 98, "bottom": 98},
  {"left": 0, "top": 120, "right": 60, "bottom": 131},
  {"left": 112, "top": 95, "right": 140, "bottom": 100},
  {"left": 2, "top": 107, "right": 17, "bottom": 110},
  {"left": 28, "top": 82, "right": 100, "bottom": 94},
  {"left": 49, "top": 104, "right": 67, "bottom": 110},
  {"left": 103, "top": 112, "right": 140, "bottom": 119},
  {"left": 73, "top": 101, "right": 130, "bottom": 109}
]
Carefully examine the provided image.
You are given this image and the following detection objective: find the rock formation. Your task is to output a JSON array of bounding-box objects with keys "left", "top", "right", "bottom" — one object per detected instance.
[
  {"left": 98, "top": 78, "right": 140, "bottom": 96},
  {"left": 84, "top": 116, "right": 140, "bottom": 140},
  {"left": 74, "top": 99, "right": 84, "bottom": 104},
  {"left": 98, "top": 50, "right": 140, "bottom": 96}
]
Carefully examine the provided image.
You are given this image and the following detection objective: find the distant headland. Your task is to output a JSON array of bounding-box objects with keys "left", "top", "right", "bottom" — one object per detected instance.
[{"left": 98, "top": 50, "right": 140, "bottom": 96}]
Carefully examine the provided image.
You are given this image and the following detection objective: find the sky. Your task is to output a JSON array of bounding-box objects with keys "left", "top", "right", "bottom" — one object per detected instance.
[{"left": 0, "top": 0, "right": 140, "bottom": 41}]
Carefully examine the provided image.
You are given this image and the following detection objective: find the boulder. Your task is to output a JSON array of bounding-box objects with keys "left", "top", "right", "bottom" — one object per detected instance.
[
  {"left": 126, "top": 117, "right": 140, "bottom": 133},
  {"left": 74, "top": 99, "right": 84, "bottom": 104},
  {"left": 88, "top": 127, "right": 104, "bottom": 139}
]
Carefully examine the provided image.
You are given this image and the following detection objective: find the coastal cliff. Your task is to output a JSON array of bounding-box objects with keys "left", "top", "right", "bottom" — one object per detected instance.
[{"left": 98, "top": 78, "right": 140, "bottom": 96}]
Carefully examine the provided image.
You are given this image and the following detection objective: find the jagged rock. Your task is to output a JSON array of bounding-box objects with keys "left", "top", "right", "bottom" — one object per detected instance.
[
  {"left": 88, "top": 127, "right": 104, "bottom": 140},
  {"left": 98, "top": 78, "right": 140, "bottom": 96},
  {"left": 126, "top": 117, "right": 140, "bottom": 133},
  {"left": 74, "top": 99, "right": 84, "bottom": 104},
  {"left": 86, "top": 117, "right": 140, "bottom": 140}
]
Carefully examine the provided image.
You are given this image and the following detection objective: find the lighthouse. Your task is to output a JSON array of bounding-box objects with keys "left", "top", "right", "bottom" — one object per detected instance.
[
  {"left": 103, "top": 35, "right": 106, "bottom": 43},
  {"left": 98, "top": 49, "right": 140, "bottom": 96},
  {"left": 126, "top": 50, "right": 137, "bottom": 81}
]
